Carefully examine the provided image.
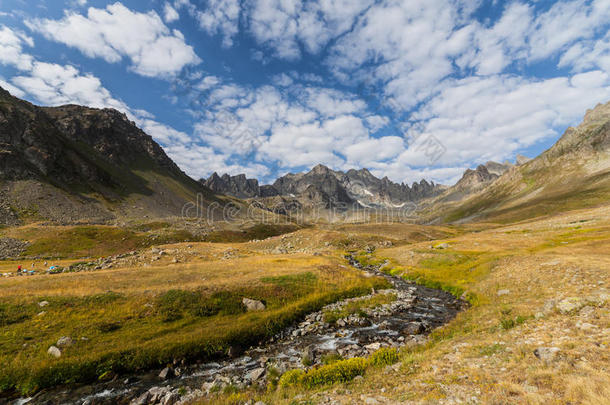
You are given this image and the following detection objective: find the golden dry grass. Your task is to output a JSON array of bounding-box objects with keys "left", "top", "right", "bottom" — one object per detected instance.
[{"left": 200, "top": 206, "right": 610, "bottom": 405}]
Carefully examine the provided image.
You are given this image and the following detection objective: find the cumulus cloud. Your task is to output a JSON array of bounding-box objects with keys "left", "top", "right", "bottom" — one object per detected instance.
[
  {"left": 163, "top": 3, "right": 180, "bottom": 23},
  {"left": 0, "top": 25, "right": 34, "bottom": 70},
  {"left": 26, "top": 2, "right": 200, "bottom": 78}
]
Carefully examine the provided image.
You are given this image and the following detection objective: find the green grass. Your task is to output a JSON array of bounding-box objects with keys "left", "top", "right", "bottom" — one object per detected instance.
[
  {"left": 203, "top": 224, "right": 300, "bottom": 243},
  {"left": 0, "top": 271, "right": 389, "bottom": 395},
  {"left": 322, "top": 293, "right": 396, "bottom": 324},
  {"left": 18, "top": 225, "right": 200, "bottom": 259},
  {"left": 352, "top": 250, "right": 495, "bottom": 305}
]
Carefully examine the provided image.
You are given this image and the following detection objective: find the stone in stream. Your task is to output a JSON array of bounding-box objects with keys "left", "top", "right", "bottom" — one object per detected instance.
[
  {"left": 158, "top": 367, "right": 174, "bottom": 380},
  {"left": 242, "top": 297, "right": 266, "bottom": 311},
  {"left": 245, "top": 367, "right": 265, "bottom": 382},
  {"left": 401, "top": 322, "right": 425, "bottom": 335}
]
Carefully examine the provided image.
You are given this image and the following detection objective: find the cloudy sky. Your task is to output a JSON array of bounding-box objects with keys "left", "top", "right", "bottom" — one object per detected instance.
[{"left": 1, "top": 0, "right": 610, "bottom": 185}]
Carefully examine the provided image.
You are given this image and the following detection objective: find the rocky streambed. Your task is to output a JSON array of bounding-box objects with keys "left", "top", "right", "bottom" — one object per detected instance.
[{"left": 17, "top": 255, "right": 466, "bottom": 405}]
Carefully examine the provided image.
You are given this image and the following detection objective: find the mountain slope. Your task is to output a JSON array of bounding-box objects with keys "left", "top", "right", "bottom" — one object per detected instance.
[
  {"left": 0, "top": 86, "right": 219, "bottom": 224},
  {"left": 433, "top": 101, "right": 610, "bottom": 223}
]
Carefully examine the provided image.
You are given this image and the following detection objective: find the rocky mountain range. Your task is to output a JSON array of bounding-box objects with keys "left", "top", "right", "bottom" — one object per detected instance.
[
  {"left": 203, "top": 164, "right": 445, "bottom": 209},
  {"left": 0, "top": 86, "right": 219, "bottom": 224},
  {"left": 3, "top": 83, "right": 607, "bottom": 226}
]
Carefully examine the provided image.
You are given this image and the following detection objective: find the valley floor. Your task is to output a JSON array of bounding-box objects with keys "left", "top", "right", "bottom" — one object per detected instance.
[{"left": 0, "top": 205, "right": 608, "bottom": 404}]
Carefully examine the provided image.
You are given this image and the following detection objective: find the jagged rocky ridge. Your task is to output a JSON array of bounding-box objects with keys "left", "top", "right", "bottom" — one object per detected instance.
[
  {"left": 203, "top": 164, "right": 444, "bottom": 208},
  {"left": 0, "top": 86, "right": 217, "bottom": 223}
]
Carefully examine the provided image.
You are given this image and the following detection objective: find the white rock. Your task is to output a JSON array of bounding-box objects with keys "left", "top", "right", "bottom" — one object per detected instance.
[
  {"left": 242, "top": 298, "right": 266, "bottom": 311},
  {"left": 47, "top": 345, "right": 61, "bottom": 358},
  {"left": 497, "top": 289, "right": 510, "bottom": 296},
  {"left": 365, "top": 342, "right": 381, "bottom": 351}
]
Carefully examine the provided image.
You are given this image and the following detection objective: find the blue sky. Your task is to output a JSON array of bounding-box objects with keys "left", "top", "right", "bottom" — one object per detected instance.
[{"left": 1, "top": 0, "right": 610, "bottom": 185}]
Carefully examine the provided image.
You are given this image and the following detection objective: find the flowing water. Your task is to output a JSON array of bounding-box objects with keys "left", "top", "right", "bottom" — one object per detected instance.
[{"left": 15, "top": 255, "right": 466, "bottom": 405}]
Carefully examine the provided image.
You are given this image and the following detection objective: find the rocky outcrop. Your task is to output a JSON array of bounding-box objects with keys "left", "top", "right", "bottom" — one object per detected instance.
[
  {"left": 484, "top": 161, "right": 513, "bottom": 176},
  {"left": 455, "top": 165, "right": 499, "bottom": 191},
  {"left": 203, "top": 173, "right": 264, "bottom": 199}
]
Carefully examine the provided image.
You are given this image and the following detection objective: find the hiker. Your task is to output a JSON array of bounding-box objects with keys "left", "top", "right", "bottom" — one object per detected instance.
[{"left": 17, "top": 265, "right": 21, "bottom": 273}]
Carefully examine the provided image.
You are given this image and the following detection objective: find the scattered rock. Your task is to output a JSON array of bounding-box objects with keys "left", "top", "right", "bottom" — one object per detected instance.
[
  {"left": 47, "top": 345, "right": 61, "bottom": 358},
  {"left": 497, "top": 289, "right": 510, "bottom": 296},
  {"left": 534, "top": 347, "right": 560, "bottom": 363},
  {"left": 556, "top": 297, "right": 584, "bottom": 314},
  {"left": 242, "top": 297, "right": 265, "bottom": 311},
  {"left": 161, "top": 392, "right": 179, "bottom": 405},
  {"left": 434, "top": 242, "right": 449, "bottom": 249},
  {"left": 39, "top": 300, "right": 49, "bottom": 307}
]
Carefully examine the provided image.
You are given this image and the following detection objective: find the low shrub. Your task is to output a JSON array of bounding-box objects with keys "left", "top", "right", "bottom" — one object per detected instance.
[
  {"left": 368, "top": 347, "right": 399, "bottom": 367},
  {"left": 280, "top": 358, "right": 367, "bottom": 389}
]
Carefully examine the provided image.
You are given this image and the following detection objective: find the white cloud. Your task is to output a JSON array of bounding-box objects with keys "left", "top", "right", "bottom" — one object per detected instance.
[
  {"left": 164, "top": 2, "right": 180, "bottom": 23},
  {"left": 26, "top": 2, "right": 200, "bottom": 78},
  {"left": 407, "top": 71, "right": 610, "bottom": 167},
  {"left": 194, "top": 0, "right": 240, "bottom": 47},
  {"left": 0, "top": 25, "right": 34, "bottom": 70},
  {"left": 0, "top": 77, "right": 25, "bottom": 97}
]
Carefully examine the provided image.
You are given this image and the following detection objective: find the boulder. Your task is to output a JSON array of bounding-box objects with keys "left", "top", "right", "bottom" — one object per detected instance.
[
  {"left": 242, "top": 297, "right": 265, "bottom": 311},
  {"left": 47, "top": 345, "right": 61, "bottom": 358}
]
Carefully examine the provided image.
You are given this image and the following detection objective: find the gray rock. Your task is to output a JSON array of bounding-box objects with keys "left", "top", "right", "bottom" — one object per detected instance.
[
  {"left": 161, "top": 392, "right": 179, "bottom": 405},
  {"left": 242, "top": 297, "right": 266, "bottom": 311},
  {"left": 534, "top": 347, "right": 560, "bottom": 363},
  {"left": 130, "top": 392, "right": 150, "bottom": 405},
  {"left": 401, "top": 322, "right": 425, "bottom": 335},
  {"left": 56, "top": 336, "right": 73, "bottom": 347},
  {"left": 158, "top": 367, "right": 174, "bottom": 380},
  {"left": 245, "top": 367, "right": 265, "bottom": 382},
  {"left": 38, "top": 300, "right": 49, "bottom": 307},
  {"left": 47, "top": 345, "right": 61, "bottom": 358},
  {"left": 365, "top": 342, "right": 381, "bottom": 351}
]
